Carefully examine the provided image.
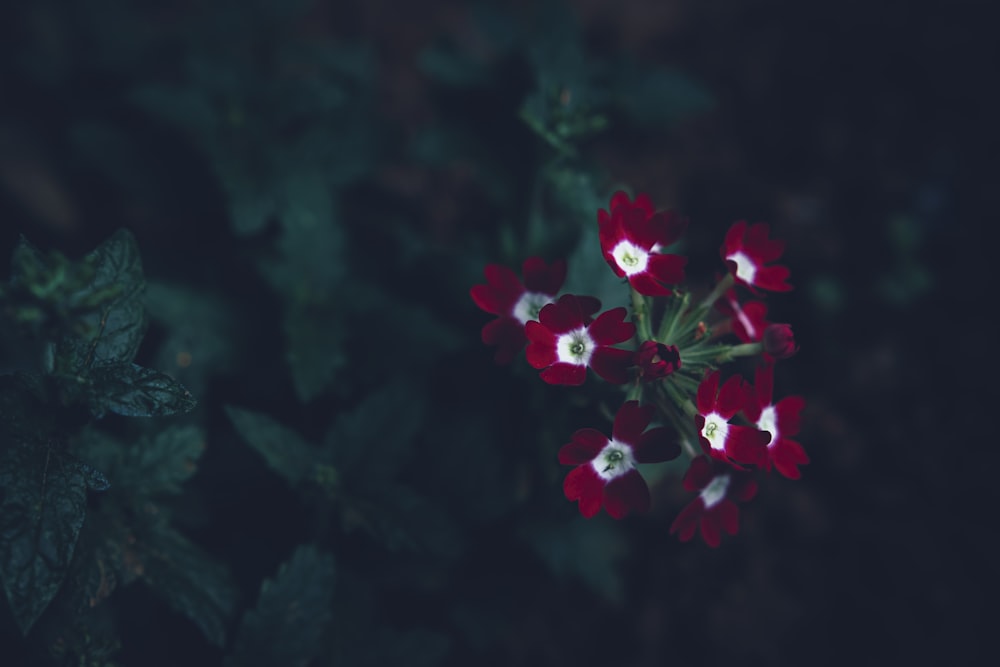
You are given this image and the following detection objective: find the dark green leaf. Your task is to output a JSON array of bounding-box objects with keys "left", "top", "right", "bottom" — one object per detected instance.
[
  {"left": 562, "top": 216, "right": 630, "bottom": 313},
  {"left": 283, "top": 299, "right": 347, "bottom": 403},
  {"left": 340, "top": 485, "right": 462, "bottom": 559},
  {"left": 225, "top": 406, "right": 315, "bottom": 487},
  {"left": 0, "top": 441, "right": 89, "bottom": 633},
  {"left": 352, "top": 628, "right": 451, "bottom": 667},
  {"left": 225, "top": 545, "right": 335, "bottom": 667},
  {"left": 0, "top": 373, "right": 58, "bottom": 446},
  {"left": 324, "top": 380, "right": 425, "bottom": 488},
  {"left": 137, "top": 526, "right": 238, "bottom": 647},
  {"left": 54, "top": 229, "right": 146, "bottom": 372},
  {"left": 613, "top": 65, "right": 715, "bottom": 127},
  {"left": 124, "top": 426, "right": 205, "bottom": 496},
  {"left": 145, "top": 282, "right": 240, "bottom": 397},
  {"left": 85, "top": 363, "right": 197, "bottom": 418},
  {"left": 520, "top": 517, "right": 628, "bottom": 604}
]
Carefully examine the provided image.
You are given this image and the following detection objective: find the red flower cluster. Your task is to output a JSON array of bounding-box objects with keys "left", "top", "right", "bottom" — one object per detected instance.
[{"left": 471, "top": 190, "right": 808, "bottom": 548}]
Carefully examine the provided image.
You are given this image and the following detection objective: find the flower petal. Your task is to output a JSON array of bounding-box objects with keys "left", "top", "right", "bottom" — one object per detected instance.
[
  {"left": 634, "top": 427, "right": 680, "bottom": 463},
  {"left": 589, "top": 347, "right": 634, "bottom": 384},
  {"left": 564, "top": 465, "right": 604, "bottom": 518},
  {"left": 604, "top": 470, "right": 650, "bottom": 518},
  {"left": 540, "top": 363, "right": 587, "bottom": 386},
  {"left": 559, "top": 429, "right": 608, "bottom": 464}
]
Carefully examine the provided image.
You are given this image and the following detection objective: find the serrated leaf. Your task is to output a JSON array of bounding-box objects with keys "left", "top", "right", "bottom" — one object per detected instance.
[
  {"left": 341, "top": 485, "right": 462, "bottom": 558},
  {"left": 352, "top": 628, "right": 451, "bottom": 667},
  {"left": 225, "top": 545, "right": 335, "bottom": 667},
  {"left": 84, "top": 363, "right": 196, "bottom": 418},
  {"left": 54, "top": 229, "right": 146, "bottom": 372},
  {"left": 124, "top": 426, "right": 205, "bottom": 496},
  {"left": 225, "top": 406, "right": 315, "bottom": 487},
  {"left": 324, "top": 380, "right": 425, "bottom": 487},
  {"left": 145, "top": 282, "right": 240, "bottom": 398},
  {"left": 284, "top": 299, "right": 348, "bottom": 403},
  {"left": 137, "top": 526, "right": 238, "bottom": 647},
  {"left": 0, "top": 441, "right": 89, "bottom": 633},
  {"left": 521, "top": 517, "right": 628, "bottom": 604}
]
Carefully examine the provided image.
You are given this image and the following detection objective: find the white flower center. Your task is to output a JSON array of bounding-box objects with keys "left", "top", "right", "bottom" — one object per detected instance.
[
  {"left": 700, "top": 474, "right": 731, "bottom": 509},
  {"left": 727, "top": 250, "right": 758, "bottom": 285},
  {"left": 701, "top": 412, "right": 730, "bottom": 451},
  {"left": 590, "top": 441, "right": 636, "bottom": 481},
  {"left": 612, "top": 240, "right": 650, "bottom": 276},
  {"left": 512, "top": 291, "right": 555, "bottom": 325},
  {"left": 555, "top": 327, "right": 595, "bottom": 366},
  {"left": 730, "top": 297, "right": 758, "bottom": 339},
  {"left": 757, "top": 405, "right": 779, "bottom": 446}
]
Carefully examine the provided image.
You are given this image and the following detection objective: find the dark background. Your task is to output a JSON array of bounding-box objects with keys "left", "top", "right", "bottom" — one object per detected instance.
[{"left": 1, "top": 0, "right": 994, "bottom": 665}]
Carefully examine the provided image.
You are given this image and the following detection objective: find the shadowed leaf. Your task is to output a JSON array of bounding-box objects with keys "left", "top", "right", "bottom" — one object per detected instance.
[{"left": 225, "top": 545, "right": 335, "bottom": 667}]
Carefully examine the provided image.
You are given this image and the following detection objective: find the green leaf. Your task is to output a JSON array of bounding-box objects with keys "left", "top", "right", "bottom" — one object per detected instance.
[
  {"left": 324, "top": 380, "right": 425, "bottom": 488},
  {"left": 83, "top": 363, "right": 197, "bottom": 418},
  {"left": 137, "top": 526, "right": 238, "bottom": 647},
  {"left": 340, "top": 485, "right": 462, "bottom": 558},
  {"left": 520, "top": 516, "right": 628, "bottom": 604},
  {"left": 2, "top": 237, "right": 98, "bottom": 338},
  {"left": 225, "top": 406, "right": 315, "bottom": 488},
  {"left": 562, "top": 216, "right": 631, "bottom": 314},
  {"left": 283, "top": 299, "right": 347, "bottom": 403},
  {"left": 0, "top": 441, "right": 90, "bottom": 633},
  {"left": 612, "top": 65, "right": 715, "bottom": 127},
  {"left": 0, "top": 373, "right": 58, "bottom": 446},
  {"left": 123, "top": 426, "right": 206, "bottom": 496},
  {"left": 145, "top": 282, "right": 240, "bottom": 397},
  {"left": 225, "top": 545, "right": 335, "bottom": 667},
  {"left": 54, "top": 229, "right": 147, "bottom": 372}
]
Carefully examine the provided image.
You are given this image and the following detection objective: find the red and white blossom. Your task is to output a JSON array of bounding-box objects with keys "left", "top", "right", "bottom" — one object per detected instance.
[
  {"left": 721, "top": 221, "right": 792, "bottom": 292},
  {"left": 560, "top": 400, "right": 680, "bottom": 518},
  {"left": 598, "top": 191, "right": 688, "bottom": 296},
  {"left": 696, "top": 370, "right": 771, "bottom": 465},
  {"left": 762, "top": 323, "right": 798, "bottom": 360},
  {"left": 634, "top": 340, "right": 681, "bottom": 382},
  {"left": 744, "top": 364, "right": 809, "bottom": 479},
  {"left": 669, "top": 456, "right": 758, "bottom": 547},
  {"left": 525, "top": 294, "right": 635, "bottom": 385},
  {"left": 471, "top": 257, "right": 566, "bottom": 364},
  {"left": 715, "top": 288, "right": 770, "bottom": 343}
]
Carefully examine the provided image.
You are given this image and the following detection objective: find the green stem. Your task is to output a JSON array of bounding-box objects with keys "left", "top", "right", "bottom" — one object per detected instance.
[
  {"left": 631, "top": 288, "right": 654, "bottom": 341},
  {"left": 694, "top": 273, "right": 735, "bottom": 317},
  {"left": 717, "top": 342, "right": 764, "bottom": 362},
  {"left": 657, "top": 291, "right": 690, "bottom": 345}
]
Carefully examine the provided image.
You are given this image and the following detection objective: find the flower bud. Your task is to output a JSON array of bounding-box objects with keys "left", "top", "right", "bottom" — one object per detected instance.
[
  {"left": 763, "top": 323, "right": 798, "bottom": 360},
  {"left": 634, "top": 341, "right": 681, "bottom": 381}
]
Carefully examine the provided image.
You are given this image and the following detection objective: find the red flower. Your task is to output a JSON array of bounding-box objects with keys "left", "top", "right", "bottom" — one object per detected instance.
[
  {"left": 525, "top": 294, "right": 635, "bottom": 385},
  {"left": 715, "top": 288, "right": 770, "bottom": 343},
  {"left": 598, "top": 191, "right": 688, "bottom": 296},
  {"left": 560, "top": 400, "right": 680, "bottom": 518},
  {"left": 762, "top": 323, "right": 798, "bottom": 360},
  {"left": 744, "top": 364, "right": 809, "bottom": 479},
  {"left": 471, "top": 257, "right": 566, "bottom": 364},
  {"left": 669, "top": 456, "right": 758, "bottom": 547},
  {"left": 721, "top": 221, "right": 792, "bottom": 292},
  {"left": 634, "top": 341, "right": 681, "bottom": 382},
  {"left": 695, "top": 370, "right": 771, "bottom": 465}
]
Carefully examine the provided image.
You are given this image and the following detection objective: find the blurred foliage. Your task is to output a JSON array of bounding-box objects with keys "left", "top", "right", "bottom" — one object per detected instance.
[{"left": 0, "top": 0, "right": 724, "bottom": 665}]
